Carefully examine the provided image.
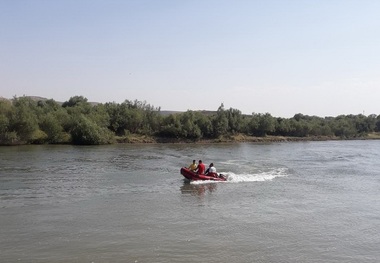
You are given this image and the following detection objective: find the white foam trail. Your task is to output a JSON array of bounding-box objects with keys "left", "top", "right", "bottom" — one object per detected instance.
[
  {"left": 223, "top": 167, "right": 288, "bottom": 183},
  {"left": 191, "top": 180, "right": 219, "bottom": 185},
  {"left": 189, "top": 167, "right": 288, "bottom": 184}
]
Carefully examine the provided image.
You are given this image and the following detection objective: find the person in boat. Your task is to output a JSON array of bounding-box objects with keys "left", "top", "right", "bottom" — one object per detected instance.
[
  {"left": 195, "top": 160, "right": 206, "bottom": 175},
  {"left": 188, "top": 160, "right": 197, "bottom": 172},
  {"left": 205, "top": 163, "right": 218, "bottom": 177}
]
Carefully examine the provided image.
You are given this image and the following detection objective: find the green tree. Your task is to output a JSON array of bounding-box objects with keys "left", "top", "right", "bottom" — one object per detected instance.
[
  {"left": 258, "top": 113, "right": 276, "bottom": 136},
  {"left": 248, "top": 113, "right": 276, "bottom": 136},
  {"left": 70, "top": 114, "right": 114, "bottom": 145},
  {"left": 193, "top": 111, "right": 213, "bottom": 138},
  {"left": 330, "top": 116, "right": 357, "bottom": 138},
  {"left": 62, "top": 96, "right": 92, "bottom": 115},
  {"left": 0, "top": 100, "right": 13, "bottom": 143},
  {"left": 376, "top": 115, "right": 380, "bottom": 132},
  {"left": 9, "top": 97, "right": 39, "bottom": 142},
  {"left": 158, "top": 114, "right": 182, "bottom": 138},
  {"left": 212, "top": 103, "right": 229, "bottom": 137},
  {"left": 39, "top": 113, "right": 65, "bottom": 143},
  {"left": 88, "top": 104, "right": 110, "bottom": 128},
  {"left": 105, "top": 100, "right": 161, "bottom": 136},
  {"left": 179, "top": 111, "right": 202, "bottom": 139},
  {"left": 35, "top": 98, "right": 70, "bottom": 143},
  {"left": 275, "top": 118, "right": 291, "bottom": 136},
  {"left": 352, "top": 114, "right": 376, "bottom": 134},
  {"left": 226, "top": 107, "right": 243, "bottom": 134},
  {"left": 62, "top": 96, "right": 89, "bottom": 107}
]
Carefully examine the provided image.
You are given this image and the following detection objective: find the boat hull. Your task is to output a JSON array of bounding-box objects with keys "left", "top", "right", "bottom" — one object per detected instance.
[{"left": 180, "top": 167, "right": 227, "bottom": 181}]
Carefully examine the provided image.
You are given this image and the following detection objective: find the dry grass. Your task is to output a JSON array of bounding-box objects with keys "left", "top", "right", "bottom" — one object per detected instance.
[{"left": 366, "top": 132, "right": 380, "bottom": 139}]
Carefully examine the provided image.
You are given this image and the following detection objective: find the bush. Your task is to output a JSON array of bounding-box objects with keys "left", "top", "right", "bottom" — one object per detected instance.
[
  {"left": 70, "top": 115, "right": 114, "bottom": 145},
  {"left": 30, "top": 129, "right": 48, "bottom": 144}
]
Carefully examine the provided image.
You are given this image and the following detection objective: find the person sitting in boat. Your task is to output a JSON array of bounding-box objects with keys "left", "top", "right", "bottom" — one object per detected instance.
[
  {"left": 205, "top": 163, "right": 218, "bottom": 177},
  {"left": 195, "top": 160, "right": 205, "bottom": 175},
  {"left": 188, "top": 160, "right": 197, "bottom": 172}
]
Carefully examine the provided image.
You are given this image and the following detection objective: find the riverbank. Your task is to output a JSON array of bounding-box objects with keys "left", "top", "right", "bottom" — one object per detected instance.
[
  {"left": 2, "top": 132, "right": 379, "bottom": 146},
  {"left": 115, "top": 132, "right": 380, "bottom": 144}
]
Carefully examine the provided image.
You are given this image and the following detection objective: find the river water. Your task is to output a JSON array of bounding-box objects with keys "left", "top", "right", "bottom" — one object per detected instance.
[{"left": 0, "top": 141, "right": 379, "bottom": 263}]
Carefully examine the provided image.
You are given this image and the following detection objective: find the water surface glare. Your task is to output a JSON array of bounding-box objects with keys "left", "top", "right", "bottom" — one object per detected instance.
[{"left": 1, "top": 141, "right": 380, "bottom": 262}]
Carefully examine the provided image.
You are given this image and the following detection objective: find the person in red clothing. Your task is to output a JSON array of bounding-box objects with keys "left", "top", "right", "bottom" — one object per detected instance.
[{"left": 196, "top": 160, "right": 206, "bottom": 175}]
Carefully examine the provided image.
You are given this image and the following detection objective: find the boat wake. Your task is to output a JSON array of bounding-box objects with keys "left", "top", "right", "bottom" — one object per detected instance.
[{"left": 191, "top": 167, "right": 288, "bottom": 184}]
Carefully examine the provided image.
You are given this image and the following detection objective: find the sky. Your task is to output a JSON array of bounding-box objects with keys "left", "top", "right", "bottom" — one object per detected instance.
[{"left": 1, "top": 0, "right": 379, "bottom": 118}]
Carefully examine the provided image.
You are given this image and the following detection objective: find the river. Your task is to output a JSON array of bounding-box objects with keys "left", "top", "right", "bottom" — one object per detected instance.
[{"left": 1, "top": 141, "right": 380, "bottom": 262}]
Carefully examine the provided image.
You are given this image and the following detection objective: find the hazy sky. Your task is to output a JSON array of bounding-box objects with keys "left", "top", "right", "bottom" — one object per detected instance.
[{"left": 1, "top": 0, "right": 379, "bottom": 117}]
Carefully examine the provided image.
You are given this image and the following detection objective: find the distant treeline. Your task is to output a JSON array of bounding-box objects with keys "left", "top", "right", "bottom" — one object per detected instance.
[{"left": 1, "top": 96, "right": 380, "bottom": 145}]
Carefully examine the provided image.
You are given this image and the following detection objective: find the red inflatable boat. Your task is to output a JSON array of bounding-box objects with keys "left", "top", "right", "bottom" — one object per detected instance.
[{"left": 180, "top": 167, "right": 227, "bottom": 181}]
